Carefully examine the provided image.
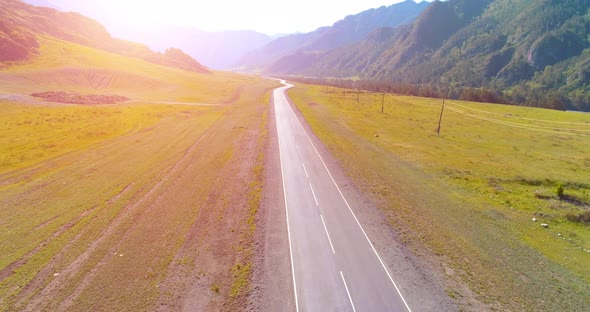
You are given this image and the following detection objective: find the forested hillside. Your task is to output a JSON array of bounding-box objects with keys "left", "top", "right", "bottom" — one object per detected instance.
[
  {"left": 234, "top": 0, "right": 429, "bottom": 71},
  {"left": 269, "top": 0, "right": 590, "bottom": 111}
]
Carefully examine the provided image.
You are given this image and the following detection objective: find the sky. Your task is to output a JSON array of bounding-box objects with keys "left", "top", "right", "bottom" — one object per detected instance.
[{"left": 41, "top": 0, "right": 427, "bottom": 35}]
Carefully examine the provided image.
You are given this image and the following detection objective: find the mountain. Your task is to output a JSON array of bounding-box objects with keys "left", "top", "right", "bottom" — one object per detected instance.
[
  {"left": 266, "top": 0, "right": 590, "bottom": 110},
  {"left": 110, "top": 25, "right": 272, "bottom": 70},
  {"left": 234, "top": 0, "right": 430, "bottom": 71},
  {"left": 1, "top": 0, "right": 209, "bottom": 73},
  {"left": 20, "top": 0, "right": 269, "bottom": 70}
]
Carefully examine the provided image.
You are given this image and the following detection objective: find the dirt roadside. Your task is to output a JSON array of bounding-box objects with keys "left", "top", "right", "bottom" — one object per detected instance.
[
  {"left": 247, "top": 93, "right": 295, "bottom": 312},
  {"left": 0, "top": 92, "right": 273, "bottom": 311},
  {"left": 248, "top": 87, "right": 456, "bottom": 311},
  {"left": 153, "top": 100, "right": 270, "bottom": 311}
]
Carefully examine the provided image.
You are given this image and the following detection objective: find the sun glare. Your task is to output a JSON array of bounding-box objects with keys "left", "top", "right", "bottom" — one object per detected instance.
[{"left": 50, "top": 0, "right": 419, "bottom": 34}]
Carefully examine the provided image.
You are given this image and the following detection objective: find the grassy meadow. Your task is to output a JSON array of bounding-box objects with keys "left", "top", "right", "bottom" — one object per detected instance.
[
  {"left": 288, "top": 84, "right": 590, "bottom": 311},
  {"left": 0, "top": 35, "right": 280, "bottom": 311}
]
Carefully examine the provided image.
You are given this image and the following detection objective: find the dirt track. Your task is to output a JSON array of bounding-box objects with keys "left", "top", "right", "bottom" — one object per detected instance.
[{"left": 0, "top": 92, "right": 270, "bottom": 311}]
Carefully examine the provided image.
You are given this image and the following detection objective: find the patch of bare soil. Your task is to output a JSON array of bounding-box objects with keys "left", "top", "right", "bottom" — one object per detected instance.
[
  {"left": 31, "top": 91, "right": 129, "bottom": 105},
  {"left": 2, "top": 102, "right": 268, "bottom": 311},
  {"left": 247, "top": 97, "right": 294, "bottom": 312},
  {"left": 153, "top": 104, "right": 268, "bottom": 311}
]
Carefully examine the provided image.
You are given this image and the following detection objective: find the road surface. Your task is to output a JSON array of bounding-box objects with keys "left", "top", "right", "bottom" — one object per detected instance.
[{"left": 274, "top": 81, "right": 412, "bottom": 312}]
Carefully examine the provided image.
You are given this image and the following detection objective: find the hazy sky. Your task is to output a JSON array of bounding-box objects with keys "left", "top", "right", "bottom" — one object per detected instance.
[{"left": 43, "top": 0, "right": 428, "bottom": 35}]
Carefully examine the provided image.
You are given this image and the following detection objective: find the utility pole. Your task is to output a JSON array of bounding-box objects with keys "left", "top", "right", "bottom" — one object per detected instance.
[
  {"left": 437, "top": 99, "right": 445, "bottom": 137},
  {"left": 381, "top": 93, "right": 385, "bottom": 113}
]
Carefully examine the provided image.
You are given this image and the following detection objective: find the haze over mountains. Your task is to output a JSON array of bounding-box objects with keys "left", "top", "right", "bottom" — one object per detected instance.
[
  {"left": 234, "top": 0, "right": 430, "bottom": 71},
  {"left": 15, "top": 0, "right": 590, "bottom": 110},
  {"left": 21, "top": 0, "right": 430, "bottom": 70},
  {"left": 251, "top": 0, "right": 590, "bottom": 110},
  {"left": 110, "top": 26, "right": 272, "bottom": 70},
  {"left": 20, "top": 0, "right": 272, "bottom": 70},
  {"left": 3, "top": 0, "right": 209, "bottom": 73}
]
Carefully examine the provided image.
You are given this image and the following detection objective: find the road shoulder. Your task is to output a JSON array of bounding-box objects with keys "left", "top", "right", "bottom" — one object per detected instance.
[
  {"left": 248, "top": 91, "right": 295, "bottom": 312},
  {"left": 283, "top": 89, "right": 457, "bottom": 312}
]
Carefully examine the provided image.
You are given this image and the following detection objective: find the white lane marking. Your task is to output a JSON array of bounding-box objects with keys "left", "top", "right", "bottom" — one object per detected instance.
[
  {"left": 340, "top": 271, "right": 357, "bottom": 312},
  {"left": 309, "top": 182, "right": 319, "bottom": 207},
  {"left": 274, "top": 87, "right": 299, "bottom": 312},
  {"left": 302, "top": 162, "right": 309, "bottom": 179},
  {"left": 320, "top": 214, "right": 336, "bottom": 254},
  {"left": 288, "top": 88, "right": 413, "bottom": 312}
]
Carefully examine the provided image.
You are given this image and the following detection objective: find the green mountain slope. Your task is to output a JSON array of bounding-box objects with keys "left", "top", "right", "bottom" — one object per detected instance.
[
  {"left": 234, "top": 0, "right": 429, "bottom": 71},
  {"left": 271, "top": 0, "right": 590, "bottom": 111},
  {"left": 0, "top": 0, "right": 209, "bottom": 73}
]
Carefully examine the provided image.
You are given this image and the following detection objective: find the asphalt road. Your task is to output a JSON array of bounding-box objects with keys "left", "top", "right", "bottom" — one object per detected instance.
[{"left": 273, "top": 81, "right": 412, "bottom": 312}]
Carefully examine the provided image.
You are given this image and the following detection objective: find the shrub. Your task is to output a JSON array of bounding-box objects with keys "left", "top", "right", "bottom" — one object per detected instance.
[
  {"left": 556, "top": 184, "right": 565, "bottom": 199},
  {"left": 210, "top": 285, "right": 220, "bottom": 293}
]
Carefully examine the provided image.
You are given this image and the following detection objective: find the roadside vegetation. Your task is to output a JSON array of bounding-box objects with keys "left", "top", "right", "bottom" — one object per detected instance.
[
  {"left": 288, "top": 84, "right": 590, "bottom": 311},
  {"left": 0, "top": 32, "right": 280, "bottom": 311}
]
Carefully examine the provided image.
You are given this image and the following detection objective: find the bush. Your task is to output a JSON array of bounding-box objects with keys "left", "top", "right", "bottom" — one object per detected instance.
[{"left": 556, "top": 184, "right": 565, "bottom": 199}]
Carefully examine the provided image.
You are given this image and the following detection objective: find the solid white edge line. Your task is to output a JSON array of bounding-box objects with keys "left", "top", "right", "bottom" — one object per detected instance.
[
  {"left": 275, "top": 86, "right": 300, "bottom": 312},
  {"left": 320, "top": 214, "right": 336, "bottom": 254},
  {"left": 302, "top": 162, "right": 309, "bottom": 179},
  {"left": 290, "top": 89, "right": 413, "bottom": 312},
  {"left": 340, "top": 271, "right": 357, "bottom": 312}
]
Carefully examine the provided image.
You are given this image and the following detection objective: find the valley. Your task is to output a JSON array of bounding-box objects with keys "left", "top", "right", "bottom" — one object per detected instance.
[{"left": 2, "top": 0, "right": 589, "bottom": 310}]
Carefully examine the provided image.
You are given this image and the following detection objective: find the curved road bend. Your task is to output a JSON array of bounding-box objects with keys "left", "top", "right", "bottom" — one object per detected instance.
[{"left": 274, "top": 81, "right": 412, "bottom": 312}]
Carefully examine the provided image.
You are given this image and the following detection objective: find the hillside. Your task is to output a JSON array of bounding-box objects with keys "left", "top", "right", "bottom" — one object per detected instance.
[
  {"left": 0, "top": 1, "right": 281, "bottom": 310},
  {"left": 111, "top": 25, "right": 272, "bottom": 70},
  {"left": 267, "top": 0, "right": 590, "bottom": 111},
  {"left": 0, "top": 0, "right": 209, "bottom": 73},
  {"left": 234, "top": 0, "right": 429, "bottom": 71}
]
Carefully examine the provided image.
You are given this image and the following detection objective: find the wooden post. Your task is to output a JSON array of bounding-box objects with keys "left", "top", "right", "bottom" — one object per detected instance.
[
  {"left": 437, "top": 99, "right": 445, "bottom": 137},
  {"left": 381, "top": 93, "right": 385, "bottom": 113},
  {"left": 357, "top": 89, "right": 360, "bottom": 103}
]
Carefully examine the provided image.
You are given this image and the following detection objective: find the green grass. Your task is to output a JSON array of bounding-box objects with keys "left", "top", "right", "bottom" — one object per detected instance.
[
  {"left": 0, "top": 105, "right": 224, "bottom": 309},
  {"left": 0, "top": 36, "right": 262, "bottom": 103},
  {"left": 288, "top": 84, "right": 590, "bottom": 310},
  {"left": 0, "top": 101, "right": 188, "bottom": 174},
  {"left": 0, "top": 32, "right": 280, "bottom": 311}
]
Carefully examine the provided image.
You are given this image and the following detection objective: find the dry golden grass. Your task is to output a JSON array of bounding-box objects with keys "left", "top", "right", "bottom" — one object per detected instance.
[
  {"left": 288, "top": 84, "right": 590, "bottom": 311},
  {"left": 0, "top": 34, "right": 280, "bottom": 311}
]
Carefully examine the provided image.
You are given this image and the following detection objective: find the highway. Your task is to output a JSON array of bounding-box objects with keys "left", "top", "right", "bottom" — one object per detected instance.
[{"left": 273, "top": 81, "right": 412, "bottom": 312}]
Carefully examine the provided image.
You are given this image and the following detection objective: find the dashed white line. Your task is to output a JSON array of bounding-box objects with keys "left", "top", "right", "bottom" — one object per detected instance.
[
  {"left": 309, "top": 182, "right": 319, "bottom": 207},
  {"left": 274, "top": 87, "right": 299, "bottom": 312},
  {"left": 340, "top": 271, "right": 357, "bottom": 312},
  {"left": 320, "top": 214, "right": 336, "bottom": 254},
  {"left": 302, "top": 162, "right": 309, "bottom": 179},
  {"left": 290, "top": 90, "right": 413, "bottom": 312}
]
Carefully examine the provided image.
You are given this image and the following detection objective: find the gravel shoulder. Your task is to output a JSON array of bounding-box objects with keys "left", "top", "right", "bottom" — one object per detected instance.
[{"left": 248, "top": 89, "right": 295, "bottom": 312}]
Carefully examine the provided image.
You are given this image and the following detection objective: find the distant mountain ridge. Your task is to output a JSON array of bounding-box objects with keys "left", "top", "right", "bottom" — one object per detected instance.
[
  {"left": 21, "top": 0, "right": 272, "bottom": 70},
  {"left": 266, "top": 0, "right": 590, "bottom": 111},
  {"left": 110, "top": 26, "right": 272, "bottom": 70},
  {"left": 1, "top": 0, "right": 210, "bottom": 73},
  {"left": 234, "top": 0, "right": 430, "bottom": 71}
]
